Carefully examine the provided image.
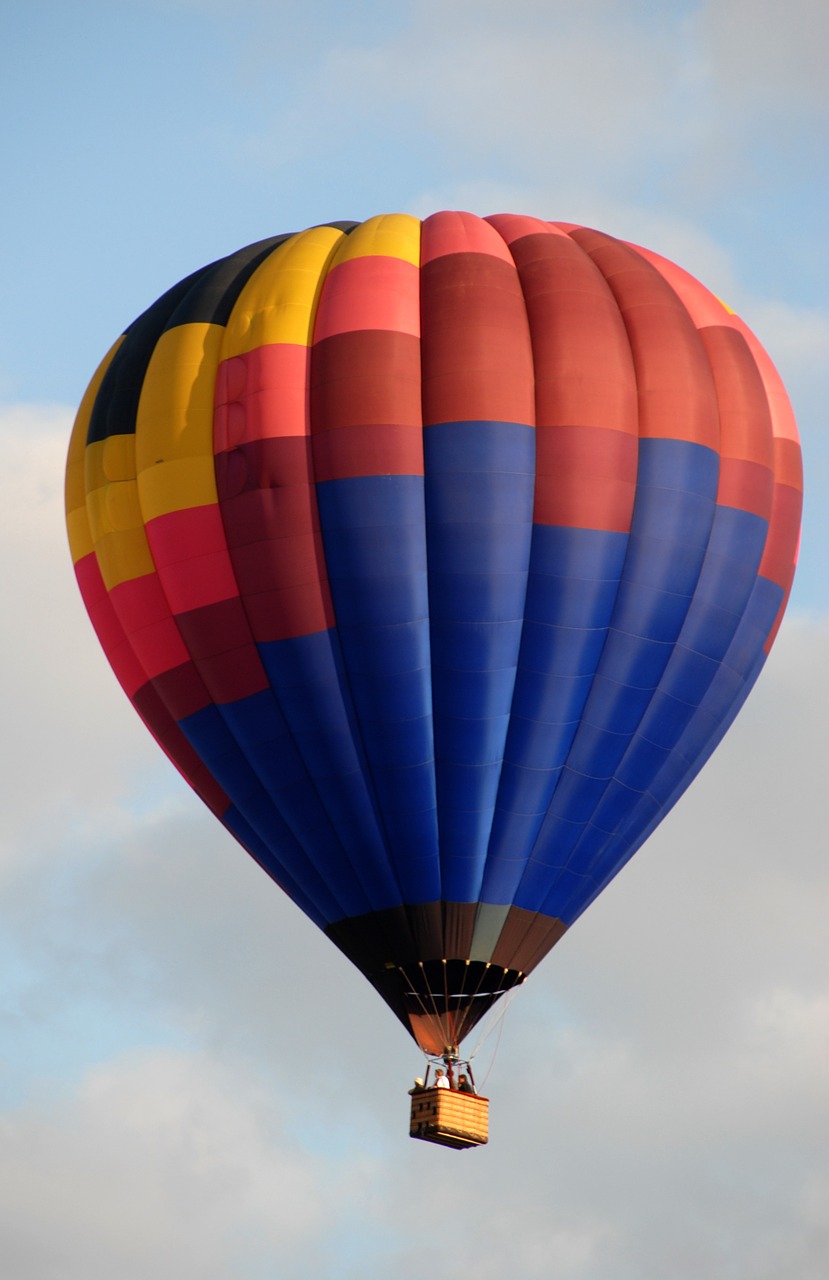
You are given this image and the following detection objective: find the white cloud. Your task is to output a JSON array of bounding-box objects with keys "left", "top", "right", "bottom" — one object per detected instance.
[
  {"left": 0, "top": 1049, "right": 367, "bottom": 1280},
  {"left": 696, "top": 0, "right": 829, "bottom": 116}
]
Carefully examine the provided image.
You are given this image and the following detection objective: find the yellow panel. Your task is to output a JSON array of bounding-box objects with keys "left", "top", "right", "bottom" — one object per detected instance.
[
  {"left": 66, "top": 504, "right": 95, "bottom": 564},
  {"left": 83, "top": 437, "right": 110, "bottom": 493},
  {"left": 138, "top": 455, "right": 218, "bottom": 522},
  {"left": 103, "top": 432, "right": 138, "bottom": 482},
  {"left": 65, "top": 336, "right": 124, "bottom": 563},
  {"left": 106, "top": 480, "right": 145, "bottom": 532},
  {"left": 221, "top": 224, "right": 345, "bottom": 357},
  {"left": 135, "top": 321, "right": 224, "bottom": 519},
  {"left": 85, "top": 483, "right": 114, "bottom": 543},
  {"left": 96, "top": 528, "right": 156, "bottom": 591},
  {"left": 331, "top": 213, "right": 421, "bottom": 267}
]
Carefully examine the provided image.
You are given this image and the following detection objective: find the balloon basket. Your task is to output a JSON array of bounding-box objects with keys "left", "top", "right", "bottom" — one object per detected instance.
[{"left": 409, "top": 1088, "right": 489, "bottom": 1149}]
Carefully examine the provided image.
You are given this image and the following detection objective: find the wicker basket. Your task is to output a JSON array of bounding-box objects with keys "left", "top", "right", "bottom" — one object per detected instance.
[{"left": 409, "top": 1088, "right": 489, "bottom": 1149}]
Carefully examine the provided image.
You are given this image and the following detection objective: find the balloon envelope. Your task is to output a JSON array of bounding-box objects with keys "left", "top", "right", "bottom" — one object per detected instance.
[{"left": 66, "top": 213, "right": 802, "bottom": 1054}]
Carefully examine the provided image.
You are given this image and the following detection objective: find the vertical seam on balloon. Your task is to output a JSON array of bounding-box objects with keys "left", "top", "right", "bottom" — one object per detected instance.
[
  {"left": 208, "top": 230, "right": 384, "bottom": 921},
  {"left": 306, "top": 218, "right": 416, "bottom": 919},
  {"left": 473, "top": 214, "right": 540, "bottom": 937},
  {"left": 538, "top": 235, "right": 723, "bottom": 914},
  {"left": 502, "top": 226, "right": 638, "bottom": 919},
  {"left": 129, "top": 246, "right": 358, "bottom": 923}
]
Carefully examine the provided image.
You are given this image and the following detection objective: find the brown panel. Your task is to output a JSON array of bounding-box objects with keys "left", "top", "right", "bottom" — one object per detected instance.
[
  {"left": 406, "top": 901, "right": 444, "bottom": 961},
  {"left": 443, "top": 901, "right": 477, "bottom": 957},
  {"left": 490, "top": 905, "right": 567, "bottom": 973}
]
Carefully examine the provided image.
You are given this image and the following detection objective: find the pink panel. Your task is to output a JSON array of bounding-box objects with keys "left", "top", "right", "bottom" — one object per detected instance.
[
  {"left": 421, "top": 210, "right": 515, "bottom": 265},
  {"left": 215, "top": 344, "right": 310, "bottom": 448},
  {"left": 312, "top": 256, "right": 420, "bottom": 341}
]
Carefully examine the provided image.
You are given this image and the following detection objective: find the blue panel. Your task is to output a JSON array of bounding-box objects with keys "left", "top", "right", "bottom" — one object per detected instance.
[
  {"left": 315, "top": 475, "right": 440, "bottom": 904},
  {"left": 598, "top": 631, "right": 673, "bottom": 688},
  {"left": 635, "top": 436, "right": 719, "bottom": 495},
  {"left": 425, "top": 421, "right": 535, "bottom": 901},
  {"left": 510, "top": 672, "right": 593, "bottom": 730},
  {"left": 502, "top": 439, "right": 722, "bottom": 916},
  {"left": 482, "top": 524, "right": 630, "bottom": 903},
  {"left": 530, "top": 865, "right": 592, "bottom": 923},
  {"left": 611, "top": 578, "right": 699, "bottom": 643},
  {"left": 221, "top": 807, "right": 329, "bottom": 930},
  {"left": 565, "top": 722, "right": 630, "bottom": 778},
  {"left": 258, "top": 631, "right": 404, "bottom": 910},
  {"left": 182, "top": 691, "right": 373, "bottom": 921}
]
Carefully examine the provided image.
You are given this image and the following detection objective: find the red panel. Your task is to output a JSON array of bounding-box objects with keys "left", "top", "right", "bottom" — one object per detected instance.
[
  {"left": 420, "top": 245, "right": 534, "bottom": 428},
  {"left": 759, "top": 482, "right": 803, "bottom": 590},
  {"left": 486, "top": 213, "right": 569, "bottom": 245},
  {"left": 624, "top": 241, "right": 742, "bottom": 334},
  {"left": 150, "top": 662, "right": 212, "bottom": 721},
  {"left": 147, "top": 507, "right": 239, "bottom": 614},
  {"left": 215, "top": 436, "right": 334, "bottom": 641},
  {"left": 229, "top": 531, "right": 324, "bottom": 594},
  {"left": 312, "top": 256, "right": 420, "bottom": 341},
  {"left": 421, "top": 210, "right": 515, "bottom": 265},
  {"left": 215, "top": 344, "right": 310, "bottom": 447},
  {"left": 175, "top": 596, "right": 261, "bottom": 660},
  {"left": 175, "top": 597, "right": 268, "bottom": 702},
  {"left": 717, "top": 458, "right": 773, "bottom": 519},
  {"left": 216, "top": 437, "right": 314, "bottom": 506},
  {"left": 109, "top": 574, "right": 190, "bottom": 677},
  {"left": 146, "top": 504, "right": 228, "bottom": 568},
  {"left": 502, "top": 229, "right": 638, "bottom": 433},
  {"left": 311, "top": 330, "right": 422, "bottom": 428},
  {"left": 190, "top": 646, "right": 269, "bottom": 703},
  {"left": 243, "top": 582, "right": 335, "bottom": 642},
  {"left": 774, "top": 436, "right": 804, "bottom": 492},
  {"left": 699, "top": 327, "right": 774, "bottom": 469},
  {"left": 312, "top": 422, "right": 424, "bottom": 482},
  {"left": 535, "top": 425, "right": 637, "bottom": 531},
  {"left": 159, "top": 549, "right": 240, "bottom": 616},
  {"left": 570, "top": 229, "right": 720, "bottom": 449}
]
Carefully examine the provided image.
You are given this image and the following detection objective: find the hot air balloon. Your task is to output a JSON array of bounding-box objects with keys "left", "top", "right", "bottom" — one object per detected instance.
[{"left": 65, "top": 213, "right": 801, "bottom": 1146}]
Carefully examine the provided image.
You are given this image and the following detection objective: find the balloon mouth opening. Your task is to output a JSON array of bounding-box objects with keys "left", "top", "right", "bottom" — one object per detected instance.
[{"left": 389, "top": 958, "right": 525, "bottom": 1052}]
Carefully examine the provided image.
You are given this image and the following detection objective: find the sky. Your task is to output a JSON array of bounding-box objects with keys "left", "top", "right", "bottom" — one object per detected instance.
[{"left": 1, "top": 1, "right": 827, "bottom": 1276}]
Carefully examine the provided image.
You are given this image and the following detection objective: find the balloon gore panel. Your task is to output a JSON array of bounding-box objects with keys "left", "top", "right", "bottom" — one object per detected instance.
[{"left": 66, "top": 213, "right": 802, "bottom": 1054}]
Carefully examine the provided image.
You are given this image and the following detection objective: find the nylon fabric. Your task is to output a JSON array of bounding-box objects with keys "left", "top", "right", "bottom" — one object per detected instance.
[{"left": 66, "top": 212, "right": 803, "bottom": 1051}]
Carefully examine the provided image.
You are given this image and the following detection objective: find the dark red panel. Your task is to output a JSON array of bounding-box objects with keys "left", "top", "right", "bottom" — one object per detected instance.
[
  {"left": 535, "top": 424, "right": 637, "bottom": 531},
  {"left": 569, "top": 229, "right": 720, "bottom": 449},
  {"left": 312, "top": 421, "right": 424, "bottom": 481},
  {"left": 759, "top": 482, "right": 803, "bottom": 590},
  {"left": 311, "top": 329, "right": 422, "bottom": 430},
  {"left": 175, "top": 598, "right": 268, "bottom": 702},
  {"left": 149, "top": 661, "right": 213, "bottom": 721},
  {"left": 133, "top": 679, "right": 230, "bottom": 816},
  {"left": 420, "top": 251, "right": 535, "bottom": 427},
  {"left": 717, "top": 458, "right": 774, "bottom": 519},
  {"left": 501, "top": 229, "right": 638, "bottom": 434}
]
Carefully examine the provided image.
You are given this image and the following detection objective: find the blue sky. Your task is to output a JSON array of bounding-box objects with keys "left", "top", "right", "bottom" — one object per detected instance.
[{"left": 1, "top": 3, "right": 827, "bottom": 1277}]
